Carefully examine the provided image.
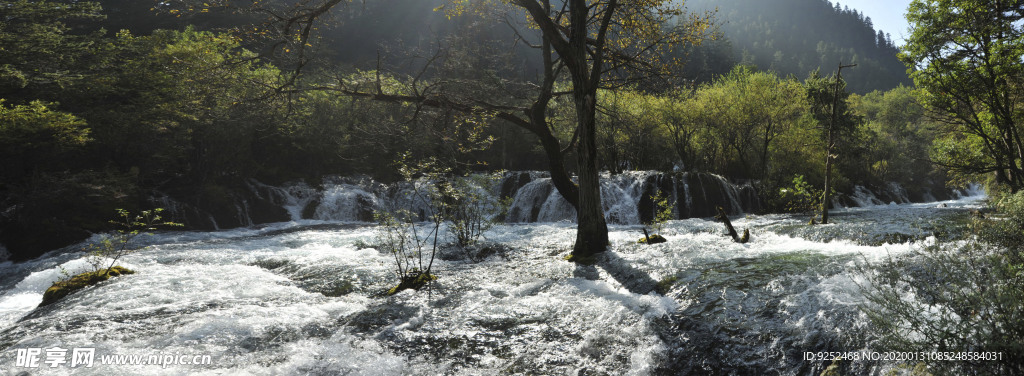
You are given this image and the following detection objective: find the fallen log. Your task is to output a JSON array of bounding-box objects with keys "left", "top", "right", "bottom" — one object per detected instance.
[{"left": 715, "top": 206, "right": 749, "bottom": 244}]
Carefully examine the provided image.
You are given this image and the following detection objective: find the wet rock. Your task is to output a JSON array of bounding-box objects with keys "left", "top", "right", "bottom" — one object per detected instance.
[
  {"left": 638, "top": 234, "right": 667, "bottom": 244},
  {"left": 500, "top": 171, "right": 534, "bottom": 199},
  {"left": 40, "top": 266, "right": 135, "bottom": 307}
]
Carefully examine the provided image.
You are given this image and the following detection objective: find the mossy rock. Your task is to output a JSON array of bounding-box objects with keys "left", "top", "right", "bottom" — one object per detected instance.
[
  {"left": 39, "top": 266, "right": 135, "bottom": 307},
  {"left": 820, "top": 358, "right": 842, "bottom": 376},
  {"left": 386, "top": 272, "right": 437, "bottom": 296},
  {"left": 655, "top": 275, "right": 680, "bottom": 294},
  {"left": 563, "top": 253, "right": 599, "bottom": 265},
  {"left": 638, "top": 234, "right": 667, "bottom": 244}
]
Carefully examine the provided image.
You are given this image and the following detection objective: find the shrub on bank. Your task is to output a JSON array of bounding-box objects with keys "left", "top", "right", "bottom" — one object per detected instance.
[{"left": 862, "top": 190, "right": 1024, "bottom": 375}]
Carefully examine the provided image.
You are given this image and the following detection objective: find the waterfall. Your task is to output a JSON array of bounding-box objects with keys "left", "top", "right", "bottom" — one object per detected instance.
[
  {"left": 964, "top": 183, "right": 985, "bottom": 197},
  {"left": 507, "top": 179, "right": 556, "bottom": 223},
  {"left": 246, "top": 180, "right": 319, "bottom": 221},
  {"left": 149, "top": 173, "right": 980, "bottom": 230},
  {"left": 314, "top": 183, "right": 379, "bottom": 222},
  {"left": 503, "top": 171, "right": 758, "bottom": 224},
  {"left": 148, "top": 171, "right": 768, "bottom": 228},
  {"left": 149, "top": 191, "right": 219, "bottom": 229},
  {"left": 850, "top": 185, "right": 885, "bottom": 207},
  {"left": 885, "top": 182, "right": 911, "bottom": 204},
  {"left": 841, "top": 183, "right": 974, "bottom": 208},
  {"left": 235, "top": 200, "right": 254, "bottom": 227},
  {"left": 679, "top": 174, "right": 693, "bottom": 218}
]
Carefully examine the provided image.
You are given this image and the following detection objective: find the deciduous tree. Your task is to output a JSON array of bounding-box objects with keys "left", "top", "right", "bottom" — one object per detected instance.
[{"left": 902, "top": 0, "right": 1024, "bottom": 191}]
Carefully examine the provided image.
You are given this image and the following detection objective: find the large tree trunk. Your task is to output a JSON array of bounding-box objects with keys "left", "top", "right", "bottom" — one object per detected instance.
[
  {"left": 567, "top": 0, "right": 610, "bottom": 257},
  {"left": 514, "top": 0, "right": 614, "bottom": 257},
  {"left": 572, "top": 90, "right": 609, "bottom": 256}
]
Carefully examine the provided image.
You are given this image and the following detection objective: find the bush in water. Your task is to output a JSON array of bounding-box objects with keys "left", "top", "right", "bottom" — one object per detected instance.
[
  {"left": 375, "top": 155, "right": 445, "bottom": 295},
  {"left": 861, "top": 191, "right": 1024, "bottom": 375},
  {"left": 375, "top": 209, "right": 439, "bottom": 295},
  {"left": 442, "top": 172, "right": 509, "bottom": 250},
  {"left": 41, "top": 208, "right": 179, "bottom": 306},
  {"left": 87, "top": 208, "right": 181, "bottom": 274},
  {"left": 638, "top": 189, "right": 672, "bottom": 244}
]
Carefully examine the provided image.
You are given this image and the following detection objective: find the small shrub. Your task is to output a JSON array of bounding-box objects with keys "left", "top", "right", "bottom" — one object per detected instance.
[
  {"left": 41, "top": 208, "right": 178, "bottom": 306},
  {"left": 777, "top": 175, "right": 822, "bottom": 214},
  {"left": 375, "top": 209, "right": 438, "bottom": 295},
  {"left": 87, "top": 208, "right": 181, "bottom": 274},
  {"left": 375, "top": 155, "right": 445, "bottom": 295},
  {"left": 640, "top": 189, "right": 673, "bottom": 244},
  {"left": 861, "top": 190, "right": 1024, "bottom": 375},
  {"left": 649, "top": 189, "right": 673, "bottom": 235},
  {"left": 440, "top": 172, "right": 509, "bottom": 248}
]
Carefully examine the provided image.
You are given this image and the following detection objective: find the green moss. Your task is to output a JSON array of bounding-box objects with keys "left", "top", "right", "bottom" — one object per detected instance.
[
  {"left": 323, "top": 280, "right": 356, "bottom": 297},
  {"left": 563, "top": 253, "right": 599, "bottom": 265},
  {"left": 740, "top": 229, "right": 750, "bottom": 243},
  {"left": 637, "top": 234, "right": 667, "bottom": 244},
  {"left": 386, "top": 272, "right": 437, "bottom": 296},
  {"left": 655, "top": 275, "right": 680, "bottom": 294},
  {"left": 820, "top": 358, "right": 842, "bottom": 376},
  {"left": 40, "top": 266, "right": 135, "bottom": 307},
  {"left": 885, "top": 363, "right": 932, "bottom": 376}
]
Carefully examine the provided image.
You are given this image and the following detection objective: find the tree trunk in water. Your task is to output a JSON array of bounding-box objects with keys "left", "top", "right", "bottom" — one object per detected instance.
[
  {"left": 715, "top": 206, "right": 748, "bottom": 243},
  {"left": 821, "top": 131, "right": 833, "bottom": 225},
  {"left": 571, "top": 92, "right": 608, "bottom": 257},
  {"left": 566, "top": 0, "right": 609, "bottom": 257}
]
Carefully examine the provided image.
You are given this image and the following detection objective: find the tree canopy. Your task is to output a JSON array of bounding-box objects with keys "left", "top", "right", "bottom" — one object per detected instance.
[{"left": 902, "top": 0, "right": 1024, "bottom": 191}]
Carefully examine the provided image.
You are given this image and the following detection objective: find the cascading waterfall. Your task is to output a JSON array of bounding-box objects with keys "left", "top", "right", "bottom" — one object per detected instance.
[
  {"left": 235, "top": 200, "right": 255, "bottom": 227},
  {"left": 151, "top": 172, "right": 975, "bottom": 232},
  {"left": 314, "top": 184, "right": 379, "bottom": 222},
  {"left": 886, "top": 182, "right": 911, "bottom": 204},
  {"left": 149, "top": 191, "right": 220, "bottom": 230},
  {"left": 246, "top": 180, "right": 319, "bottom": 221},
  {"left": 840, "top": 182, "right": 981, "bottom": 208},
  {"left": 850, "top": 185, "right": 887, "bottom": 207}
]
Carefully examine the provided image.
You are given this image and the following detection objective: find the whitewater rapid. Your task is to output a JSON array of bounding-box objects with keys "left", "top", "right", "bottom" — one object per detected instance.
[{"left": 0, "top": 192, "right": 985, "bottom": 375}]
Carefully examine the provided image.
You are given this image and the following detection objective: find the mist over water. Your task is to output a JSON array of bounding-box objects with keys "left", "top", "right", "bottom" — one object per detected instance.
[{"left": 0, "top": 186, "right": 985, "bottom": 375}]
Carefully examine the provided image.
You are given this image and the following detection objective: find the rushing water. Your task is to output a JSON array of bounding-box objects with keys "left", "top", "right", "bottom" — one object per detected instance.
[{"left": 0, "top": 192, "right": 985, "bottom": 375}]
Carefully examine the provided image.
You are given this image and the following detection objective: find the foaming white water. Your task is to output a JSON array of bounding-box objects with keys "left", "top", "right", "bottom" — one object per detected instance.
[
  {"left": 248, "top": 180, "right": 319, "bottom": 221},
  {"left": 0, "top": 194, "right": 986, "bottom": 375},
  {"left": 851, "top": 185, "right": 885, "bottom": 207},
  {"left": 314, "top": 184, "right": 378, "bottom": 221}
]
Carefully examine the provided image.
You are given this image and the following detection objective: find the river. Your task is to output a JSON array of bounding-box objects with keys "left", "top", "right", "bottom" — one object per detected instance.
[{"left": 0, "top": 187, "right": 985, "bottom": 375}]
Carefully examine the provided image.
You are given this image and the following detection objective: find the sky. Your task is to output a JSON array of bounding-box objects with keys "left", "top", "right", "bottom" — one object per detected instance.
[{"left": 833, "top": 0, "right": 914, "bottom": 45}]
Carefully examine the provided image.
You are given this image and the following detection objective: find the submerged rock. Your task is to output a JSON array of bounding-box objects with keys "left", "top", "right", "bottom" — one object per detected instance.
[{"left": 39, "top": 266, "right": 135, "bottom": 307}]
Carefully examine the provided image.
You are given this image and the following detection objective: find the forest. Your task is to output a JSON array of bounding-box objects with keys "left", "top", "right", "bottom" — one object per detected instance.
[
  {"left": 0, "top": 0, "right": 953, "bottom": 259},
  {"left": 1, "top": 0, "right": 1023, "bottom": 374},
  {"left": 683, "top": 0, "right": 911, "bottom": 93}
]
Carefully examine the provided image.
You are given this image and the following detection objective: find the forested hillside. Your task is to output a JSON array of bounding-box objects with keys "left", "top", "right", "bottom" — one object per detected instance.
[
  {"left": 685, "top": 0, "right": 911, "bottom": 93},
  {"left": 86, "top": 0, "right": 909, "bottom": 93}
]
